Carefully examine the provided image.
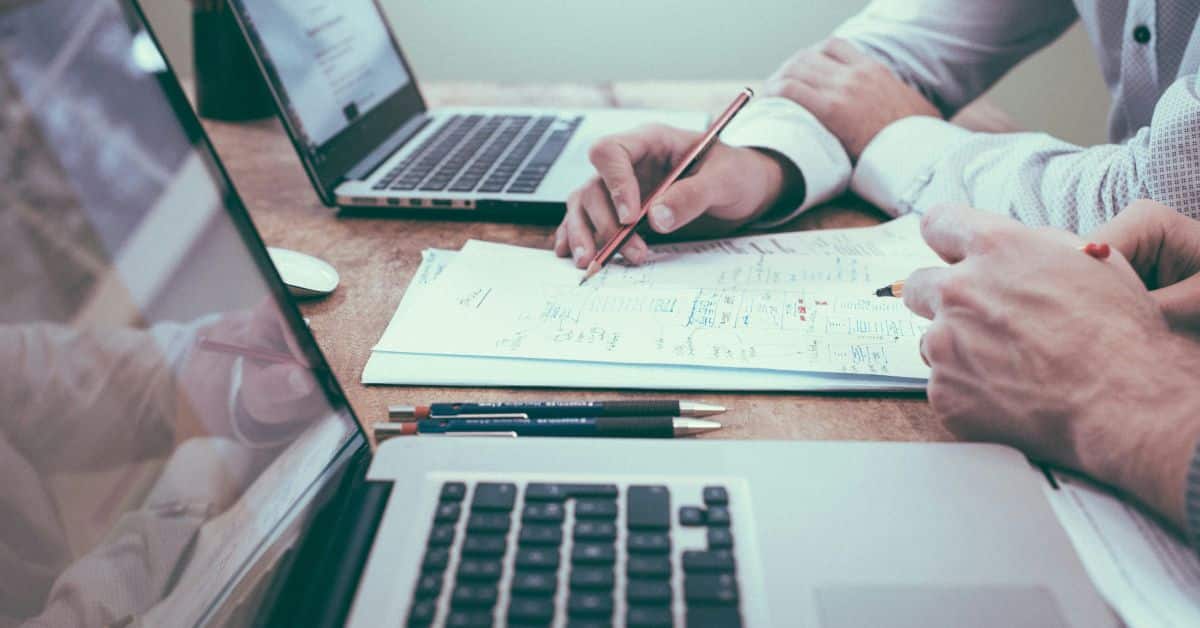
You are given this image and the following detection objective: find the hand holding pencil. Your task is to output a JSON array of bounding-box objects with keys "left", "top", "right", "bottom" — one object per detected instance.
[{"left": 555, "top": 89, "right": 801, "bottom": 272}]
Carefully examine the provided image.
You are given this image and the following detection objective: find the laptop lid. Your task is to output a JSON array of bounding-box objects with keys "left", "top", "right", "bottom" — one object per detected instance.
[
  {"left": 0, "top": 0, "right": 372, "bottom": 624},
  {"left": 225, "top": 0, "right": 428, "bottom": 205}
]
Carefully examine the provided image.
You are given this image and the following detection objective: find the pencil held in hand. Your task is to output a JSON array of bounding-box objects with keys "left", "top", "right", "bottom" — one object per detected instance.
[{"left": 579, "top": 88, "right": 755, "bottom": 286}]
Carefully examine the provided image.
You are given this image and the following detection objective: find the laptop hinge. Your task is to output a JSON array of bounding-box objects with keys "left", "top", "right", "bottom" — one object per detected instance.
[
  {"left": 345, "top": 114, "right": 432, "bottom": 182},
  {"left": 259, "top": 448, "right": 393, "bottom": 628}
]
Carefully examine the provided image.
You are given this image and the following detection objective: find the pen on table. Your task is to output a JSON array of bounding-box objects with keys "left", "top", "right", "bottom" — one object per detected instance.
[
  {"left": 196, "top": 336, "right": 298, "bottom": 364},
  {"left": 872, "top": 241, "right": 1113, "bottom": 298},
  {"left": 374, "top": 416, "right": 722, "bottom": 440},
  {"left": 578, "top": 87, "right": 755, "bottom": 286},
  {"left": 388, "top": 399, "right": 726, "bottom": 420}
]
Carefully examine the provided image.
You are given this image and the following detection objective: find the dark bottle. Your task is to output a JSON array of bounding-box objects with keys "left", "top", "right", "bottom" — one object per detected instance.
[{"left": 192, "top": 0, "right": 274, "bottom": 121}]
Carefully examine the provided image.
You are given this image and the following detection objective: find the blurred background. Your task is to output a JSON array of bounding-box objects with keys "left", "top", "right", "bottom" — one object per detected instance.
[{"left": 140, "top": 0, "right": 1111, "bottom": 145}]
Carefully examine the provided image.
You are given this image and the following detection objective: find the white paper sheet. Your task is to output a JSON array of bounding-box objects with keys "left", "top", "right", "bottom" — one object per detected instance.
[
  {"left": 1045, "top": 471, "right": 1200, "bottom": 628},
  {"left": 375, "top": 241, "right": 934, "bottom": 379}
]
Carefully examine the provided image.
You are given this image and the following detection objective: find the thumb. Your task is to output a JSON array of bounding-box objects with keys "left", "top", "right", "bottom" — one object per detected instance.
[
  {"left": 646, "top": 177, "right": 718, "bottom": 234},
  {"left": 1150, "top": 273, "right": 1200, "bottom": 331}
]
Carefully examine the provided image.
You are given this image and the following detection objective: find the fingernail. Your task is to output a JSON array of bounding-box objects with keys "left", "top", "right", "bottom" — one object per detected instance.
[
  {"left": 573, "top": 246, "right": 586, "bottom": 261},
  {"left": 650, "top": 204, "right": 674, "bottom": 231},
  {"left": 554, "top": 231, "right": 563, "bottom": 249},
  {"left": 288, "top": 367, "right": 311, "bottom": 395},
  {"left": 616, "top": 203, "right": 630, "bottom": 222}
]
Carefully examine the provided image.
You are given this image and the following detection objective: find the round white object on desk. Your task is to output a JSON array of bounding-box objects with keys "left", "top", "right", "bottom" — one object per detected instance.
[{"left": 267, "top": 247, "right": 339, "bottom": 298}]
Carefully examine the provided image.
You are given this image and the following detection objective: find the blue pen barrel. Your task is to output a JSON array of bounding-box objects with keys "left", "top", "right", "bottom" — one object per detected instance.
[{"left": 418, "top": 416, "right": 676, "bottom": 437}]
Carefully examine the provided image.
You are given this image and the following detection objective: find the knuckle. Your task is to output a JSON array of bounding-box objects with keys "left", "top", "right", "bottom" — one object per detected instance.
[
  {"left": 922, "top": 323, "right": 954, "bottom": 364},
  {"left": 587, "top": 140, "right": 620, "bottom": 166},
  {"left": 936, "top": 274, "right": 973, "bottom": 308}
]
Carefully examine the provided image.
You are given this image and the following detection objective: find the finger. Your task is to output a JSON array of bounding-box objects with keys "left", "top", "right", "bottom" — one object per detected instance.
[
  {"left": 646, "top": 176, "right": 719, "bottom": 234},
  {"left": 901, "top": 266, "right": 953, "bottom": 319},
  {"left": 770, "top": 50, "right": 842, "bottom": 88},
  {"left": 581, "top": 184, "right": 649, "bottom": 265},
  {"left": 821, "top": 37, "right": 869, "bottom": 64},
  {"left": 764, "top": 78, "right": 827, "bottom": 113},
  {"left": 564, "top": 193, "right": 598, "bottom": 268},
  {"left": 1089, "top": 200, "right": 1200, "bottom": 288},
  {"left": 588, "top": 126, "right": 682, "bottom": 223},
  {"left": 1151, "top": 273, "right": 1200, "bottom": 330},
  {"left": 553, "top": 223, "right": 569, "bottom": 257},
  {"left": 919, "top": 203, "right": 1016, "bottom": 264},
  {"left": 244, "top": 363, "right": 314, "bottom": 404}
]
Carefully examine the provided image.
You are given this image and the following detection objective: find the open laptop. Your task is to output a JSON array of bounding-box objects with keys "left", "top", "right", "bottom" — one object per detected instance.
[
  {"left": 223, "top": 0, "right": 707, "bottom": 219},
  {"left": 0, "top": 1, "right": 1118, "bottom": 626}
]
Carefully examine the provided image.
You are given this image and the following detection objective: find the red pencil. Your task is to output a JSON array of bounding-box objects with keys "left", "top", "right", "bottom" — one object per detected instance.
[
  {"left": 579, "top": 87, "right": 755, "bottom": 285},
  {"left": 197, "top": 336, "right": 298, "bottom": 365}
]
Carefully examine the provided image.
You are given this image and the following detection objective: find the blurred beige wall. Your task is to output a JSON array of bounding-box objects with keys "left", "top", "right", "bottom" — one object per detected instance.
[{"left": 141, "top": 0, "right": 1111, "bottom": 145}]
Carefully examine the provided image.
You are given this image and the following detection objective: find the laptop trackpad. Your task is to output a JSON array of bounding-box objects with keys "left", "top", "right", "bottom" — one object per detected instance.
[{"left": 816, "top": 586, "right": 1069, "bottom": 628}]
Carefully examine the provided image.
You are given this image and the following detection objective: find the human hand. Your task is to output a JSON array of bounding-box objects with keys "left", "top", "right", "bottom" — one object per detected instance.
[
  {"left": 1089, "top": 199, "right": 1200, "bottom": 333},
  {"left": 765, "top": 38, "right": 940, "bottom": 160},
  {"left": 182, "top": 300, "right": 325, "bottom": 442},
  {"left": 902, "top": 203, "right": 1200, "bottom": 531},
  {"left": 554, "top": 124, "right": 799, "bottom": 268}
]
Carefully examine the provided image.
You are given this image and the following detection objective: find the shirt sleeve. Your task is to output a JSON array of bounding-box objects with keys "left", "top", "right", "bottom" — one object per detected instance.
[
  {"left": 834, "top": 0, "right": 1079, "bottom": 117},
  {"left": 852, "top": 72, "right": 1200, "bottom": 231}
]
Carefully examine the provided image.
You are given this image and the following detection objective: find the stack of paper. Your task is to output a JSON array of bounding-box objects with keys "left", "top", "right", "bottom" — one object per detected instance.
[{"left": 363, "top": 216, "right": 943, "bottom": 390}]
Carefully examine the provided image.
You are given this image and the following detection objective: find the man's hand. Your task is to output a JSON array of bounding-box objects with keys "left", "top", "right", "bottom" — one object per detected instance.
[
  {"left": 555, "top": 124, "right": 799, "bottom": 268},
  {"left": 765, "top": 38, "right": 940, "bottom": 160},
  {"left": 901, "top": 203, "right": 1200, "bottom": 532},
  {"left": 1089, "top": 199, "right": 1200, "bottom": 333}
]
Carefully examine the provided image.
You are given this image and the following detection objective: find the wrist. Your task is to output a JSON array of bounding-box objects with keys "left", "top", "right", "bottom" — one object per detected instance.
[
  {"left": 747, "top": 147, "right": 805, "bottom": 223},
  {"left": 1076, "top": 338, "right": 1200, "bottom": 531}
]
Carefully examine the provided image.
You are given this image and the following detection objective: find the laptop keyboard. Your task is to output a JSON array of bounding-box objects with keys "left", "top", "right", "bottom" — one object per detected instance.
[
  {"left": 407, "top": 482, "right": 743, "bottom": 627},
  {"left": 372, "top": 114, "right": 583, "bottom": 196}
]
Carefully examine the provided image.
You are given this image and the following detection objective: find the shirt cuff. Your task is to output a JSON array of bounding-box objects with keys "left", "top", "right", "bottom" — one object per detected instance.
[
  {"left": 719, "top": 96, "right": 852, "bottom": 228},
  {"left": 851, "top": 116, "right": 971, "bottom": 217}
]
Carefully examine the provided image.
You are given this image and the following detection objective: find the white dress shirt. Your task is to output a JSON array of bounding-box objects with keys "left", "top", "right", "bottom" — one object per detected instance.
[{"left": 721, "top": 0, "right": 1200, "bottom": 233}]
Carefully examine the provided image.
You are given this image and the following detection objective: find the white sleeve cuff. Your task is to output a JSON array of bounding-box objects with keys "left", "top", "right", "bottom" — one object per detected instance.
[
  {"left": 851, "top": 116, "right": 971, "bottom": 216},
  {"left": 719, "top": 96, "right": 852, "bottom": 228}
]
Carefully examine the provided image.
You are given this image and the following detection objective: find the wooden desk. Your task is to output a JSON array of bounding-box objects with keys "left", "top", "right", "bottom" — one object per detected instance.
[{"left": 200, "top": 81, "right": 949, "bottom": 443}]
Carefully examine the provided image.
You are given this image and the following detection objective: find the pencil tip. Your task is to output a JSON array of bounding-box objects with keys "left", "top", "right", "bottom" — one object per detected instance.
[{"left": 874, "top": 286, "right": 891, "bottom": 297}]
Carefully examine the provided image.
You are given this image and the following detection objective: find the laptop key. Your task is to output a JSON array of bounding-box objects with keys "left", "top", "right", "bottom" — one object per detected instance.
[
  {"left": 682, "top": 550, "right": 735, "bottom": 572},
  {"left": 407, "top": 599, "right": 437, "bottom": 627},
  {"left": 686, "top": 605, "right": 742, "bottom": 628},
  {"left": 568, "top": 592, "right": 613, "bottom": 617},
  {"left": 414, "top": 573, "right": 443, "bottom": 598},
  {"left": 508, "top": 596, "right": 555, "bottom": 623},
  {"left": 627, "top": 579, "right": 672, "bottom": 604},
  {"left": 685, "top": 573, "right": 739, "bottom": 604},
  {"left": 434, "top": 502, "right": 461, "bottom": 522},
  {"left": 702, "top": 486, "right": 728, "bottom": 505},
  {"left": 574, "top": 521, "right": 616, "bottom": 541},
  {"left": 515, "top": 547, "right": 560, "bottom": 570},
  {"left": 572, "top": 543, "right": 616, "bottom": 565},
  {"left": 467, "top": 512, "right": 512, "bottom": 534},
  {"left": 519, "top": 524, "right": 564, "bottom": 546},
  {"left": 627, "top": 532, "right": 670, "bottom": 554},
  {"left": 707, "top": 527, "right": 734, "bottom": 550},
  {"left": 512, "top": 571, "right": 558, "bottom": 595},
  {"left": 428, "top": 524, "right": 455, "bottom": 546},
  {"left": 569, "top": 566, "right": 614, "bottom": 590},
  {"left": 472, "top": 482, "right": 517, "bottom": 511},
  {"left": 445, "top": 610, "right": 495, "bottom": 628},
  {"left": 452, "top": 583, "right": 498, "bottom": 608},
  {"left": 706, "top": 506, "right": 731, "bottom": 527},
  {"left": 457, "top": 558, "right": 503, "bottom": 581},
  {"left": 679, "top": 506, "right": 705, "bottom": 527},
  {"left": 422, "top": 547, "right": 450, "bottom": 570},
  {"left": 628, "top": 556, "right": 671, "bottom": 578},
  {"left": 628, "top": 605, "right": 673, "bottom": 627},
  {"left": 462, "top": 535, "right": 507, "bottom": 557},
  {"left": 440, "top": 482, "right": 467, "bottom": 501},
  {"left": 627, "top": 486, "right": 671, "bottom": 530},
  {"left": 574, "top": 499, "right": 617, "bottom": 520},
  {"left": 523, "top": 502, "right": 565, "bottom": 522}
]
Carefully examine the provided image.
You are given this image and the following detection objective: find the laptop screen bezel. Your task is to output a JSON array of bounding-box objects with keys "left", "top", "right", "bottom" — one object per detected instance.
[
  {"left": 120, "top": 0, "right": 376, "bottom": 621},
  {"left": 224, "top": 0, "right": 427, "bottom": 206}
]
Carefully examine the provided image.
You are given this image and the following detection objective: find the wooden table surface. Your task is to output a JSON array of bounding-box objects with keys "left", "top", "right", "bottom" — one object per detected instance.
[{"left": 200, "top": 81, "right": 948, "bottom": 443}]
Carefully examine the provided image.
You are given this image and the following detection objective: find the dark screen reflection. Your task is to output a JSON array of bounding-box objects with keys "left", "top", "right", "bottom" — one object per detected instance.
[{"left": 0, "top": 1, "right": 357, "bottom": 625}]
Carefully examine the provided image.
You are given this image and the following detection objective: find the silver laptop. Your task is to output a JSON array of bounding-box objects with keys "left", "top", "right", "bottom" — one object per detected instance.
[
  {"left": 1, "top": 1, "right": 1116, "bottom": 626},
  {"left": 225, "top": 0, "right": 708, "bottom": 219}
]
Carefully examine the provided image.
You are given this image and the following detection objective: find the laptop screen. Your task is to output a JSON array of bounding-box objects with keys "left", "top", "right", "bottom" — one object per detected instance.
[
  {"left": 229, "top": 0, "right": 426, "bottom": 200},
  {"left": 0, "top": 0, "right": 362, "bottom": 625}
]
